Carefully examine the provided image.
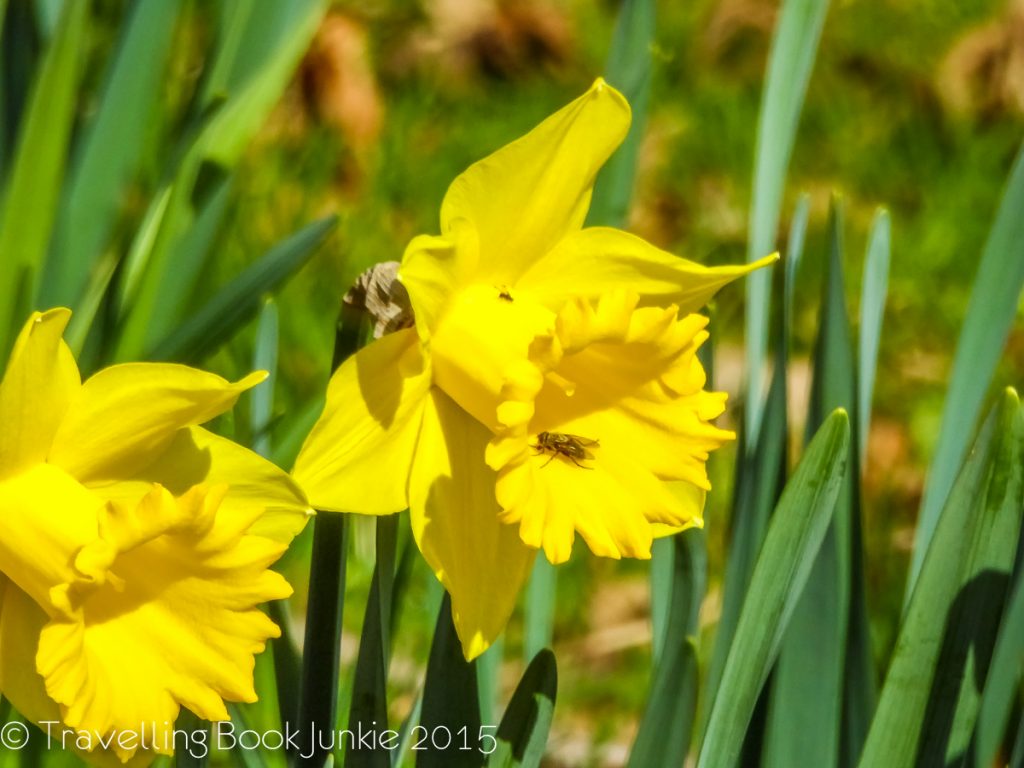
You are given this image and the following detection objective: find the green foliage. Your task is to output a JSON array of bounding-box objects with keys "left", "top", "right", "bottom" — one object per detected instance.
[
  {"left": 698, "top": 410, "right": 851, "bottom": 768},
  {"left": 489, "top": 650, "right": 558, "bottom": 768},
  {"left": 860, "top": 390, "right": 1023, "bottom": 767},
  {"left": 744, "top": 0, "right": 831, "bottom": 440}
]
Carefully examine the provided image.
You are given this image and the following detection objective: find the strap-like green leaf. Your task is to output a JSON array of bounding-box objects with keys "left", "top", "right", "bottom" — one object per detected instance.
[
  {"left": 523, "top": 555, "right": 556, "bottom": 663},
  {"left": 911, "top": 141, "right": 1024, "bottom": 595},
  {"left": 346, "top": 515, "right": 398, "bottom": 768},
  {"left": 146, "top": 215, "right": 336, "bottom": 362},
  {"left": 41, "top": 0, "right": 181, "bottom": 310},
  {"left": 857, "top": 209, "right": 890, "bottom": 463},
  {"left": 698, "top": 409, "right": 850, "bottom": 768},
  {"left": 419, "top": 594, "right": 483, "bottom": 768},
  {"left": 705, "top": 190, "right": 806, "bottom": 717},
  {"left": 488, "top": 649, "right": 558, "bottom": 768},
  {"left": 764, "top": 197, "right": 864, "bottom": 768},
  {"left": 587, "top": 0, "right": 656, "bottom": 229},
  {"left": 744, "top": 0, "right": 830, "bottom": 443},
  {"left": 859, "top": 389, "right": 1024, "bottom": 768},
  {"left": 0, "top": 0, "right": 86, "bottom": 356},
  {"left": 630, "top": 530, "right": 702, "bottom": 768},
  {"left": 975, "top": 563, "right": 1024, "bottom": 767}
]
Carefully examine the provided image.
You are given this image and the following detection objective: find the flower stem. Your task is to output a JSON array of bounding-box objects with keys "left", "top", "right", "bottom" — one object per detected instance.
[{"left": 294, "top": 302, "right": 366, "bottom": 765}]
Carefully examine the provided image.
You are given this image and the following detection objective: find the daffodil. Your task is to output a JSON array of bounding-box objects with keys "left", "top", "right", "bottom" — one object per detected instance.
[
  {"left": 0, "top": 309, "right": 311, "bottom": 764},
  {"left": 293, "top": 79, "right": 775, "bottom": 659}
]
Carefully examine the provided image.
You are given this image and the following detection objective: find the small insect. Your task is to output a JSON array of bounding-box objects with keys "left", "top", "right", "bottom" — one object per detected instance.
[
  {"left": 533, "top": 431, "right": 599, "bottom": 469},
  {"left": 497, "top": 286, "right": 514, "bottom": 302}
]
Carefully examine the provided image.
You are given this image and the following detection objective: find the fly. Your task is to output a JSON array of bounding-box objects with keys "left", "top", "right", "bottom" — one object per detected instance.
[{"left": 533, "top": 431, "right": 599, "bottom": 469}]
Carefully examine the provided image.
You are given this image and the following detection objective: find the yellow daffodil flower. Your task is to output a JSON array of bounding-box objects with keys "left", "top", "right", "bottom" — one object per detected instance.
[
  {"left": 294, "top": 79, "right": 776, "bottom": 659},
  {"left": 0, "top": 309, "right": 312, "bottom": 764}
]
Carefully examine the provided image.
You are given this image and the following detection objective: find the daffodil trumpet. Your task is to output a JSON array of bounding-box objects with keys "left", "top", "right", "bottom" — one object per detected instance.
[
  {"left": 294, "top": 78, "right": 777, "bottom": 659},
  {"left": 0, "top": 308, "right": 312, "bottom": 764}
]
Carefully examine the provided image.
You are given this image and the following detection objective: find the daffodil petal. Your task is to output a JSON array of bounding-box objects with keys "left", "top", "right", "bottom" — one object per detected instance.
[
  {"left": 518, "top": 227, "right": 779, "bottom": 313},
  {"left": 293, "top": 327, "right": 430, "bottom": 515},
  {"left": 409, "top": 389, "right": 535, "bottom": 660},
  {"left": 0, "top": 581, "right": 62, "bottom": 724},
  {"left": 0, "top": 463, "right": 102, "bottom": 610},
  {"left": 494, "top": 439, "right": 696, "bottom": 563},
  {"left": 0, "top": 309, "right": 80, "bottom": 479},
  {"left": 48, "top": 363, "right": 265, "bottom": 483},
  {"left": 489, "top": 292, "right": 725, "bottom": 560},
  {"left": 399, "top": 227, "right": 478, "bottom": 339},
  {"left": 37, "top": 485, "right": 290, "bottom": 762},
  {"left": 430, "top": 284, "right": 554, "bottom": 430},
  {"left": 440, "top": 79, "right": 630, "bottom": 284},
  {"left": 88, "top": 426, "right": 312, "bottom": 544},
  {"left": 0, "top": 584, "right": 154, "bottom": 768}
]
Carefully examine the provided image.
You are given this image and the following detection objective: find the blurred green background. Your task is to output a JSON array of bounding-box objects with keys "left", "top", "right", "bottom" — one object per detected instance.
[{"left": 3, "top": 0, "right": 1023, "bottom": 764}]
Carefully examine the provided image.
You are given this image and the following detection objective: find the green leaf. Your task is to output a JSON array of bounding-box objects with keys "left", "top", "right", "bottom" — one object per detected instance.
[
  {"left": 587, "top": 0, "right": 655, "bottom": 228},
  {"left": 523, "top": 554, "right": 556, "bottom": 663},
  {"left": 627, "top": 639, "right": 698, "bottom": 768},
  {"left": 40, "top": 0, "right": 181, "bottom": 309},
  {"left": 630, "top": 531, "right": 703, "bottom": 767},
  {"left": 146, "top": 215, "right": 336, "bottom": 362},
  {"left": 488, "top": 649, "right": 558, "bottom": 768},
  {"left": 651, "top": 528, "right": 706, "bottom": 665},
  {"left": 115, "top": 0, "right": 326, "bottom": 360},
  {"left": 911, "top": 141, "right": 1024, "bottom": 595},
  {"left": 705, "top": 195, "right": 805, "bottom": 720},
  {"left": 857, "top": 208, "right": 890, "bottom": 463},
  {"left": 419, "top": 594, "right": 483, "bottom": 768},
  {"left": 697, "top": 409, "right": 850, "bottom": 768},
  {"left": 764, "top": 197, "right": 864, "bottom": 768},
  {"left": 251, "top": 299, "right": 279, "bottom": 458},
  {"left": 744, "top": 0, "right": 830, "bottom": 443},
  {"left": 858, "top": 390, "right": 1024, "bottom": 768},
  {"left": 0, "top": 0, "right": 86, "bottom": 356},
  {"left": 295, "top": 511, "right": 348, "bottom": 766},
  {"left": 975, "top": 565, "right": 1024, "bottom": 767},
  {"left": 345, "top": 515, "right": 398, "bottom": 768},
  {"left": 173, "top": 709, "right": 209, "bottom": 768},
  {"left": 199, "top": 0, "right": 326, "bottom": 168}
]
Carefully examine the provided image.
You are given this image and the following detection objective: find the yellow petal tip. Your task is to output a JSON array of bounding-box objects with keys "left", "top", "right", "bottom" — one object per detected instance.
[{"left": 235, "top": 370, "right": 269, "bottom": 390}]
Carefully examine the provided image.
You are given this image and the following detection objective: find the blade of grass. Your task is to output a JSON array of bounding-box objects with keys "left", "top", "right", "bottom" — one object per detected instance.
[
  {"left": 41, "top": 0, "right": 181, "bottom": 309},
  {"left": 587, "top": 0, "right": 655, "bottom": 229},
  {"left": 488, "top": 649, "right": 558, "bottom": 768},
  {"left": 910, "top": 142, "right": 1024, "bottom": 596},
  {"left": 858, "top": 390, "right": 1024, "bottom": 768},
  {"left": 697, "top": 409, "right": 850, "bottom": 768},
  {"left": 857, "top": 209, "right": 890, "bottom": 463},
  {"left": 146, "top": 215, "right": 336, "bottom": 362},
  {"left": 419, "top": 594, "right": 482, "bottom": 768},
  {"left": 0, "top": 0, "right": 86, "bottom": 356},
  {"left": 744, "top": 0, "right": 830, "bottom": 443}
]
